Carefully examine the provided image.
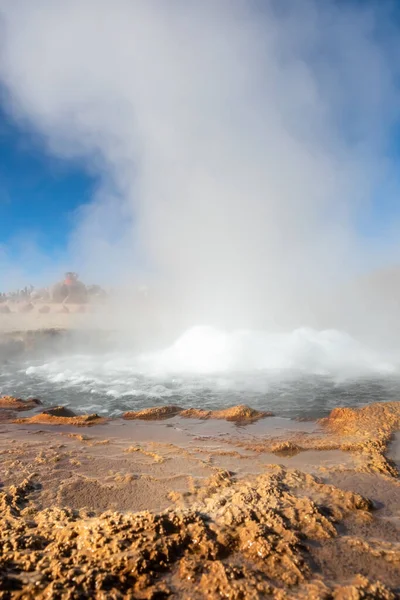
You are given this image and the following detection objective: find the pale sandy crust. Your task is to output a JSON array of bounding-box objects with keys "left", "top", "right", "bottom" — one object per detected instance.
[
  {"left": 0, "top": 304, "right": 87, "bottom": 331},
  {"left": 0, "top": 398, "right": 399, "bottom": 598}
]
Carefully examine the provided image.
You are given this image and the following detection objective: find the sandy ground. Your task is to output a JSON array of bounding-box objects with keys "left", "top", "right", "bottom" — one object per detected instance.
[
  {"left": 0, "top": 399, "right": 399, "bottom": 599},
  {"left": 0, "top": 304, "right": 99, "bottom": 333},
  {"left": 0, "top": 417, "right": 355, "bottom": 513}
]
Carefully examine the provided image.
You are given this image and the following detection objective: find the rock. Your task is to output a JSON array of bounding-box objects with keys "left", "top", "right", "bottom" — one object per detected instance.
[
  {"left": 42, "top": 406, "right": 77, "bottom": 418},
  {"left": 123, "top": 405, "right": 183, "bottom": 420},
  {"left": 269, "top": 440, "right": 302, "bottom": 457},
  {"left": 123, "top": 404, "right": 273, "bottom": 422},
  {"left": 13, "top": 410, "right": 105, "bottom": 426},
  {"left": 0, "top": 396, "right": 42, "bottom": 411},
  {"left": 319, "top": 402, "right": 400, "bottom": 438},
  {"left": 179, "top": 408, "right": 212, "bottom": 419},
  {"left": 181, "top": 404, "right": 272, "bottom": 422}
]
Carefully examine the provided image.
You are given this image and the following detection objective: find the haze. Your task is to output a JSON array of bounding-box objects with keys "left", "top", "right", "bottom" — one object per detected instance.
[{"left": 1, "top": 0, "right": 400, "bottom": 345}]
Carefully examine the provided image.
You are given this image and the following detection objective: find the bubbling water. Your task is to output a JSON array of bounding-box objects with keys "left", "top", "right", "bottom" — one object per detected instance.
[
  {"left": 135, "top": 326, "right": 397, "bottom": 376},
  {"left": 2, "top": 326, "right": 400, "bottom": 419}
]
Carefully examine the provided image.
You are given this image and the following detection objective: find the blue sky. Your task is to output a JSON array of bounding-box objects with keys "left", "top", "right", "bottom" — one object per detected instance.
[{"left": 0, "top": 102, "right": 96, "bottom": 280}]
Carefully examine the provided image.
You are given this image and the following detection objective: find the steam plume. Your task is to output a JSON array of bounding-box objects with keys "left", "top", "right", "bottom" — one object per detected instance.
[{"left": 1, "top": 0, "right": 400, "bottom": 334}]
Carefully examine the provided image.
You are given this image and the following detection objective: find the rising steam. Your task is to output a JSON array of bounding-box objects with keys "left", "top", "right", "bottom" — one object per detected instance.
[{"left": 1, "top": 0, "right": 400, "bottom": 338}]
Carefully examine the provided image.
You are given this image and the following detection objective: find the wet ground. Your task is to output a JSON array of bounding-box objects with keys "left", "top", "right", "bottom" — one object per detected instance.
[{"left": 1, "top": 402, "right": 399, "bottom": 599}]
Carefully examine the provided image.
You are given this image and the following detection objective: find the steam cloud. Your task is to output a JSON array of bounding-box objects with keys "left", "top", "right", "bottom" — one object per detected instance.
[{"left": 1, "top": 0, "right": 400, "bottom": 336}]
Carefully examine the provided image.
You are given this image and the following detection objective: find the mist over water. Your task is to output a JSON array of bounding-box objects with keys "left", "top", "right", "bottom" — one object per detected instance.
[
  {"left": 1, "top": 2, "right": 400, "bottom": 414},
  {"left": 1, "top": 325, "right": 400, "bottom": 418}
]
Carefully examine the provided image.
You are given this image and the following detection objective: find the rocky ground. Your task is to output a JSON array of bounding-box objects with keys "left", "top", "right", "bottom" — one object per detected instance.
[{"left": 0, "top": 397, "right": 399, "bottom": 598}]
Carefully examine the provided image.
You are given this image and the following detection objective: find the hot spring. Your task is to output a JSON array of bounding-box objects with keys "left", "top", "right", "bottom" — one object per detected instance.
[{"left": 1, "top": 325, "right": 400, "bottom": 419}]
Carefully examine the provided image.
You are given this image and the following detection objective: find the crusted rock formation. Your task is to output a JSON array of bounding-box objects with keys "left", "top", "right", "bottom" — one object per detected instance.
[
  {"left": 123, "top": 405, "right": 183, "bottom": 420},
  {"left": 123, "top": 404, "right": 271, "bottom": 422},
  {"left": 0, "top": 396, "right": 42, "bottom": 411},
  {"left": 13, "top": 410, "right": 106, "bottom": 427},
  {"left": 1, "top": 466, "right": 398, "bottom": 599}
]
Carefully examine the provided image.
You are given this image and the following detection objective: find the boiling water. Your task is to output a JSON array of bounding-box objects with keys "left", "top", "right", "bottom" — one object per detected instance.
[{"left": 1, "top": 326, "right": 400, "bottom": 419}]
